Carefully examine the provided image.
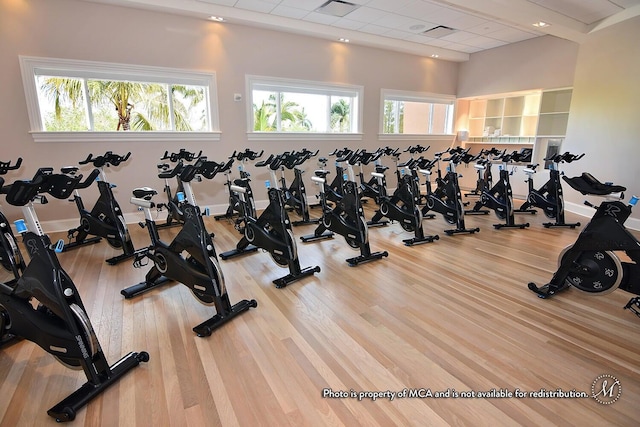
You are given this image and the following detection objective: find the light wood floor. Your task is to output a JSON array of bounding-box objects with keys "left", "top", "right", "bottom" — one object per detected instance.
[{"left": 1, "top": 204, "right": 639, "bottom": 426}]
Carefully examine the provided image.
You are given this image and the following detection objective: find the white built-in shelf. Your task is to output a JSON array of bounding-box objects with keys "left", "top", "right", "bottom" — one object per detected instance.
[
  {"left": 537, "top": 88, "right": 572, "bottom": 137},
  {"left": 466, "top": 93, "right": 540, "bottom": 138}
]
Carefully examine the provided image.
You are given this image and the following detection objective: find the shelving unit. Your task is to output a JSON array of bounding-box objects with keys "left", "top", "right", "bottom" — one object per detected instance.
[
  {"left": 464, "top": 92, "right": 541, "bottom": 144},
  {"left": 534, "top": 88, "right": 573, "bottom": 165},
  {"left": 456, "top": 88, "right": 573, "bottom": 197},
  {"left": 537, "top": 88, "right": 572, "bottom": 136}
]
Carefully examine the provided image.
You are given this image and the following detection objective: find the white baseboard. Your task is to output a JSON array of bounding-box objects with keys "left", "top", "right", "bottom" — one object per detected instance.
[
  {"left": 31, "top": 197, "right": 640, "bottom": 234},
  {"left": 35, "top": 202, "right": 272, "bottom": 234}
]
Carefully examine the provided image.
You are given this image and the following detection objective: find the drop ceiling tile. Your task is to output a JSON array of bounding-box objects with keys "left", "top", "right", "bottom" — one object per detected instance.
[
  {"left": 439, "top": 30, "right": 476, "bottom": 43},
  {"left": 342, "top": 6, "right": 389, "bottom": 23},
  {"left": 279, "top": 0, "right": 326, "bottom": 12},
  {"left": 303, "top": 11, "right": 341, "bottom": 25},
  {"left": 383, "top": 29, "right": 414, "bottom": 40},
  {"left": 365, "top": 0, "right": 415, "bottom": 13},
  {"left": 395, "top": 1, "right": 450, "bottom": 19},
  {"left": 415, "top": 37, "right": 450, "bottom": 47},
  {"left": 466, "top": 21, "right": 510, "bottom": 35},
  {"left": 270, "top": 5, "right": 310, "bottom": 19},
  {"left": 359, "top": 23, "right": 392, "bottom": 35},
  {"left": 271, "top": 6, "right": 309, "bottom": 19},
  {"left": 373, "top": 13, "right": 432, "bottom": 31},
  {"left": 332, "top": 18, "right": 367, "bottom": 30},
  {"left": 236, "top": 0, "right": 277, "bottom": 13},
  {"left": 447, "top": 14, "right": 489, "bottom": 30},
  {"left": 485, "top": 27, "right": 540, "bottom": 43}
]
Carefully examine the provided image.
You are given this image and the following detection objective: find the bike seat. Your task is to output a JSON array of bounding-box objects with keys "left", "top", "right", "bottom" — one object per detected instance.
[
  {"left": 233, "top": 178, "right": 250, "bottom": 186},
  {"left": 562, "top": 173, "right": 627, "bottom": 195},
  {"left": 132, "top": 187, "right": 157, "bottom": 200},
  {"left": 43, "top": 173, "right": 82, "bottom": 199},
  {"left": 61, "top": 166, "right": 79, "bottom": 175},
  {"left": 314, "top": 170, "right": 330, "bottom": 178}
]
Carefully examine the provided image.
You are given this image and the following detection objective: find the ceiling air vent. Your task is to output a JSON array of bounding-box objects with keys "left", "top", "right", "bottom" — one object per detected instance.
[
  {"left": 316, "top": 0, "right": 360, "bottom": 18},
  {"left": 422, "top": 25, "right": 457, "bottom": 38}
]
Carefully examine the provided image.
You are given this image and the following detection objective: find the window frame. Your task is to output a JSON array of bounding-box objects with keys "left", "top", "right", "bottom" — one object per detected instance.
[
  {"left": 246, "top": 75, "right": 363, "bottom": 141},
  {"left": 379, "top": 89, "right": 455, "bottom": 140},
  {"left": 19, "top": 56, "right": 220, "bottom": 142}
]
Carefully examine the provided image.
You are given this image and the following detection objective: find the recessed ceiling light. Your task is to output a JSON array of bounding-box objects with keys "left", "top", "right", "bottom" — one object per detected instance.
[
  {"left": 533, "top": 21, "right": 549, "bottom": 27},
  {"left": 339, "top": 38, "right": 350, "bottom": 43},
  {"left": 431, "top": 54, "right": 439, "bottom": 58},
  {"left": 209, "top": 16, "right": 224, "bottom": 22}
]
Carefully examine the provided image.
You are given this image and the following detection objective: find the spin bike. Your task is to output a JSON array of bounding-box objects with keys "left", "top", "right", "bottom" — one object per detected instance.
[
  {"left": 301, "top": 151, "right": 389, "bottom": 266},
  {"left": 528, "top": 174, "right": 640, "bottom": 318},
  {"left": 214, "top": 149, "right": 262, "bottom": 221},
  {"left": 122, "top": 157, "right": 257, "bottom": 336},
  {"left": 470, "top": 149, "right": 529, "bottom": 229},
  {"left": 0, "top": 158, "right": 26, "bottom": 290},
  {"left": 420, "top": 148, "right": 480, "bottom": 235},
  {"left": 368, "top": 156, "right": 439, "bottom": 246},
  {"left": 155, "top": 148, "right": 203, "bottom": 229},
  {"left": 0, "top": 158, "right": 27, "bottom": 347},
  {"left": 514, "top": 152, "right": 584, "bottom": 228},
  {"left": 64, "top": 151, "right": 139, "bottom": 265},
  {"left": 354, "top": 148, "right": 385, "bottom": 203},
  {"left": 324, "top": 147, "right": 354, "bottom": 204},
  {"left": 219, "top": 153, "right": 320, "bottom": 288},
  {"left": 0, "top": 166, "right": 148, "bottom": 422},
  {"left": 278, "top": 149, "right": 320, "bottom": 226}
]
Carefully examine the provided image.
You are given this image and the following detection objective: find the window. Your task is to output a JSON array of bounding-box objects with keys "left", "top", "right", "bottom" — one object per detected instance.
[
  {"left": 381, "top": 89, "right": 455, "bottom": 138},
  {"left": 247, "top": 75, "right": 363, "bottom": 140},
  {"left": 20, "top": 56, "right": 220, "bottom": 142}
]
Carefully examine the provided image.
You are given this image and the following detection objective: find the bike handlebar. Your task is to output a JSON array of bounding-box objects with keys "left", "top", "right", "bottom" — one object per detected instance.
[
  {"left": 235, "top": 149, "right": 263, "bottom": 161},
  {"left": 160, "top": 149, "right": 203, "bottom": 163},
  {"left": 79, "top": 151, "right": 131, "bottom": 168},
  {"left": 0, "top": 157, "right": 22, "bottom": 175},
  {"left": 74, "top": 168, "right": 101, "bottom": 190}
]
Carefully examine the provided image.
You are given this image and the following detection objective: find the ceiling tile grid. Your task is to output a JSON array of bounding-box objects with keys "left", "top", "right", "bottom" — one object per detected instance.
[{"left": 93, "top": 0, "right": 640, "bottom": 60}]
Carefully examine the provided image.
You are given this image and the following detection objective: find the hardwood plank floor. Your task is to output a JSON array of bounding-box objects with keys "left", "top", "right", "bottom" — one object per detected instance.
[{"left": 1, "top": 205, "right": 639, "bottom": 426}]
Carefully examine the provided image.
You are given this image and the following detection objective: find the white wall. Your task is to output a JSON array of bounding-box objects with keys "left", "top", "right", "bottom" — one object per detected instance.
[
  {"left": 561, "top": 15, "right": 640, "bottom": 224},
  {"left": 454, "top": 36, "right": 580, "bottom": 197},
  {"left": 456, "top": 26, "right": 640, "bottom": 227},
  {"left": 457, "top": 36, "right": 579, "bottom": 99},
  {"left": 0, "top": 0, "right": 458, "bottom": 226}
]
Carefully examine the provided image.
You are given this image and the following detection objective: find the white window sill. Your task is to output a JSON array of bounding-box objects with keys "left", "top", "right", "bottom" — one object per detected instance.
[
  {"left": 378, "top": 134, "right": 456, "bottom": 141},
  {"left": 247, "top": 132, "right": 363, "bottom": 141},
  {"left": 30, "top": 131, "right": 221, "bottom": 143}
]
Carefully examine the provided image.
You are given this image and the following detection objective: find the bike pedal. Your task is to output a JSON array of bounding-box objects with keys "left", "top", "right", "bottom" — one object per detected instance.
[
  {"left": 624, "top": 297, "right": 640, "bottom": 318},
  {"left": 132, "top": 254, "right": 149, "bottom": 268}
]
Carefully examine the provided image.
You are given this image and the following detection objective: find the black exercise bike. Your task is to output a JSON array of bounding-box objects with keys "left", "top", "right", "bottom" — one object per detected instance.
[
  {"left": 369, "top": 154, "right": 439, "bottom": 246},
  {"left": 220, "top": 153, "right": 320, "bottom": 288},
  {"left": 420, "top": 148, "right": 481, "bottom": 235},
  {"left": 0, "top": 165, "right": 148, "bottom": 422},
  {"left": 301, "top": 150, "right": 389, "bottom": 266},
  {"left": 515, "top": 151, "right": 584, "bottom": 228},
  {"left": 122, "top": 157, "right": 257, "bottom": 336},
  {"left": 155, "top": 148, "right": 203, "bottom": 229},
  {"left": 528, "top": 173, "right": 640, "bottom": 318},
  {"left": 64, "top": 151, "right": 139, "bottom": 265},
  {"left": 470, "top": 149, "right": 530, "bottom": 229},
  {"left": 214, "top": 149, "right": 262, "bottom": 222},
  {"left": 278, "top": 149, "right": 320, "bottom": 226}
]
